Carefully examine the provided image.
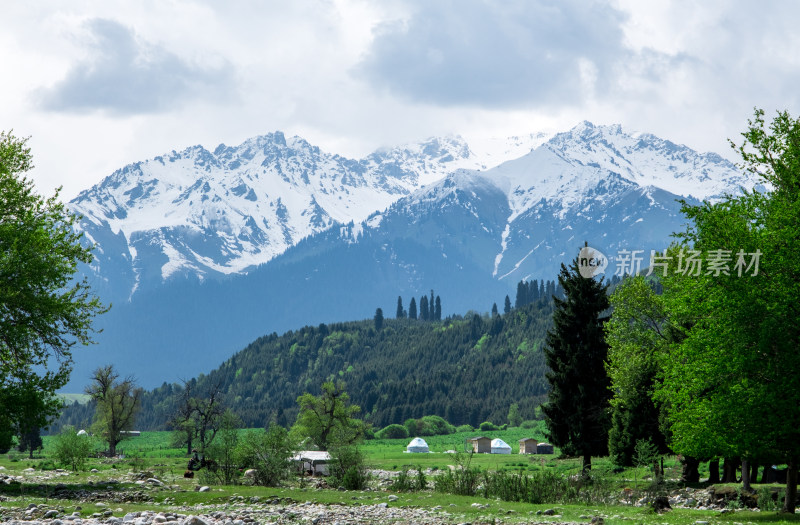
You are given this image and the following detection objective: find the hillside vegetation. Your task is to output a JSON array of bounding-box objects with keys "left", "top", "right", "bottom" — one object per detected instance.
[{"left": 55, "top": 300, "right": 555, "bottom": 432}]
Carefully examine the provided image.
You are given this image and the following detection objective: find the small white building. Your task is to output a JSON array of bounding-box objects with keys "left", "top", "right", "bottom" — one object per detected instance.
[
  {"left": 293, "top": 451, "right": 331, "bottom": 476},
  {"left": 491, "top": 438, "right": 512, "bottom": 454},
  {"left": 406, "top": 437, "right": 429, "bottom": 453}
]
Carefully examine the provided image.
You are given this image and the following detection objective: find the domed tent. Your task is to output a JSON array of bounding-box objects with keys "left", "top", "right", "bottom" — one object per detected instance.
[
  {"left": 406, "top": 437, "right": 430, "bottom": 453},
  {"left": 491, "top": 438, "right": 512, "bottom": 454}
]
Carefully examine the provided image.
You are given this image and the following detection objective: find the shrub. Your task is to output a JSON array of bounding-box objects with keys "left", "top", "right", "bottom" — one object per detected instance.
[
  {"left": 434, "top": 452, "right": 480, "bottom": 496},
  {"left": 420, "top": 415, "right": 456, "bottom": 436},
  {"left": 204, "top": 410, "right": 242, "bottom": 485},
  {"left": 329, "top": 445, "right": 369, "bottom": 490},
  {"left": 479, "top": 421, "right": 499, "bottom": 431},
  {"left": 51, "top": 426, "right": 93, "bottom": 471},
  {"left": 456, "top": 424, "right": 474, "bottom": 432},
  {"left": 391, "top": 465, "right": 428, "bottom": 492},
  {"left": 376, "top": 424, "right": 409, "bottom": 440},
  {"left": 403, "top": 415, "right": 456, "bottom": 437},
  {"left": 520, "top": 420, "right": 538, "bottom": 429},
  {"left": 236, "top": 425, "right": 295, "bottom": 487}
]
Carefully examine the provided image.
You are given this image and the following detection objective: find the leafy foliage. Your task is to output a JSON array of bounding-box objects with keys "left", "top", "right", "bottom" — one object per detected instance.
[
  {"left": 236, "top": 424, "right": 296, "bottom": 487},
  {"left": 51, "top": 426, "right": 93, "bottom": 471},
  {"left": 0, "top": 131, "right": 105, "bottom": 437},
  {"left": 291, "top": 381, "right": 366, "bottom": 451}
]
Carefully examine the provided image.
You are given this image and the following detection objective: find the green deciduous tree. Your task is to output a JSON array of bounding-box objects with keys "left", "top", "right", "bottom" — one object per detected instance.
[
  {"left": 542, "top": 255, "right": 611, "bottom": 474},
  {"left": 204, "top": 409, "right": 241, "bottom": 485},
  {"left": 236, "top": 423, "right": 296, "bottom": 487},
  {"left": 291, "top": 381, "right": 367, "bottom": 451},
  {"left": 655, "top": 110, "right": 800, "bottom": 510},
  {"left": 0, "top": 131, "right": 106, "bottom": 428},
  {"left": 605, "top": 276, "right": 671, "bottom": 467},
  {"left": 86, "top": 365, "right": 142, "bottom": 456},
  {"left": 51, "top": 426, "right": 94, "bottom": 471}
]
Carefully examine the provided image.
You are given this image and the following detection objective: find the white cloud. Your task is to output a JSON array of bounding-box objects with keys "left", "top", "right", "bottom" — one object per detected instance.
[{"left": 0, "top": 0, "right": 798, "bottom": 201}]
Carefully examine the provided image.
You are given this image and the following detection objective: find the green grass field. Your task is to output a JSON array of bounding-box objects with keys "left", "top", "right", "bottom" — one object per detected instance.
[{"left": 7, "top": 428, "right": 795, "bottom": 524}]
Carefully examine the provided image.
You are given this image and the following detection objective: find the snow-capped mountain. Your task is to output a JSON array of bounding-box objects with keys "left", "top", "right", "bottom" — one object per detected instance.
[
  {"left": 63, "top": 122, "right": 759, "bottom": 390},
  {"left": 70, "top": 131, "right": 547, "bottom": 302}
]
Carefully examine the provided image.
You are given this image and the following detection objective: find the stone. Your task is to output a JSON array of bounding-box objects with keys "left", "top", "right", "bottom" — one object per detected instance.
[
  {"left": 543, "top": 508, "right": 556, "bottom": 515},
  {"left": 388, "top": 495, "right": 399, "bottom": 501},
  {"left": 244, "top": 469, "right": 257, "bottom": 478},
  {"left": 198, "top": 485, "right": 210, "bottom": 492},
  {"left": 183, "top": 516, "right": 211, "bottom": 525},
  {"left": 44, "top": 510, "right": 60, "bottom": 518}
]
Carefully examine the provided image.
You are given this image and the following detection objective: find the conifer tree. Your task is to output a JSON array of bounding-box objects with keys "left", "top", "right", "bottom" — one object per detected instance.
[
  {"left": 396, "top": 297, "right": 405, "bottom": 319},
  {"left": 430, "top": 290, "right": 435, "bottom": 316},
  {"left": 434, "top": 296, "right": 441, "bottom": 321},
  {"left": 491, "top": 303, "right": 499, "bottom": 317},
  {"left": 542, "top": 255, "right": 611, "bottom": 474},
  {"left": 409, "top": 297, "right": 417, "bottom": 320},
  {"left": 419, "top": 295, "right": 429, "bottom": 321},
  {"left": 503, "top": 295, "right": 511, "bottom": 314},
  {"left": 374, "top": 308, "right": 384, "bottom": 331},
  {"left": 515, "top": 281, "right": 526, "bottom": 308}
]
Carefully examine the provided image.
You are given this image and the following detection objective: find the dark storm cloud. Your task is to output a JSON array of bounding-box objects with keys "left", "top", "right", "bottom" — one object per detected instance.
[
  {"left": 38, "top": 19, "right": 236, "bottom": 115},
  {"left": 356, "top": 0, "right": 637, "bottom": 108}
]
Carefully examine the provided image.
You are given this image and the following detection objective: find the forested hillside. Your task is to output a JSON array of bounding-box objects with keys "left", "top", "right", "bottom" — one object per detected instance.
[{"left": 54, "top": 298, "right": 558, "bottom": 433}]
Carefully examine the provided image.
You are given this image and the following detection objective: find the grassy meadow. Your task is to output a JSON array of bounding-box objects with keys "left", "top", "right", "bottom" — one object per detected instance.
[{"left": 0, "top": 427, "right": 795, "bottom": 524}]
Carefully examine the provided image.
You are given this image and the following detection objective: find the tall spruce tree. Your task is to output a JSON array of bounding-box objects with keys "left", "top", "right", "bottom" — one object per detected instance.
[
  {"left": 408, "top": 297, "right": 417, "bottom": 320},
  {"left": 434, "top": 296, "right": 441, "bottom": 321},
  {"left": 503, "top": 295, "right": 511, "bottom": 314},
  {"left": 542, "top": 255, "right": 611, "bottom": 474},
  {"left": 419, "top": 295, "right": 429, "bottom": 321},
  {"left": 491, "top": 303, "right": 499, "bottom": 317},
  {"left": 396, "top": 297, "right": 405, "bottom": 319}
]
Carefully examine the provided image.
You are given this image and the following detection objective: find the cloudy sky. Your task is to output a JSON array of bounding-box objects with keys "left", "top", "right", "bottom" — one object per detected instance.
[{"left": 3, "top": 0, "right": 799, "bottom": 200}]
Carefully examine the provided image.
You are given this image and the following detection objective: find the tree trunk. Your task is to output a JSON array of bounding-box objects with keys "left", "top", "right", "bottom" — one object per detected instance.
[
  {"left": 582, "top": 453, "right": 592, "bottom": 474},
  {"left": 722, "top": 457, "right": 738, "bottom": 483},
  {"left": 742, "top": 459, "right": 751, "bottom": 493},
  {"left": 681, "top": 456, "right": 700, "bottom": 483},
  {"left": 708, "top": 459, "right": 721, "bottom": 483},
  {"left": 109, "top": 441, "right": 117, "bottom": 457},
  {"left": 783, "top": 458, "right": 797, "bottom": 514},
  {"left": 749, "top": 461, "right": 759, "bottom": 483}
]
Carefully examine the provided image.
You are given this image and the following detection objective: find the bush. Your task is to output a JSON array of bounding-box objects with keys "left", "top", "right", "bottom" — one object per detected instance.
[
  {"left": 51, "top": 426, "right": 93, "bottom": 471},
  {"left": 404, "top": 415, "right": 456, "bottom": 437},
  {"left": 376, "top": 424, "right": 409, "bottom": 440},
  {"left": 520, "top": 420, "right": 538, "bottom": 429},
  {"left": 329, "top": 446, "right": 369, "bottom": 490},
  {"left": 236, "top": 425, "right": 295, "bottom": 487},
  {"left": 456, "top": 424, "right": 474, "bottom": 432},
  {"left": 479, "top": 421, "right": 499, "bottom": 431},
  {"left": 434, "top": 452, "right": 480, "bottom": 496},
  {"left": 204, "top": 410, "right": 242, "bottom": 485},
  {"left": 390, "top": 465, "right": 428, "bottom": 492}
]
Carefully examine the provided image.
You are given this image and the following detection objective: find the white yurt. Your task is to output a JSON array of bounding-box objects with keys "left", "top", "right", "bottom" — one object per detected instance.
[
  {"left": 491, "top": 438, "right": 512, "bottom": 454},
  {"left": 406, "top": 437, "right": 430, "bottom": 453}
]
